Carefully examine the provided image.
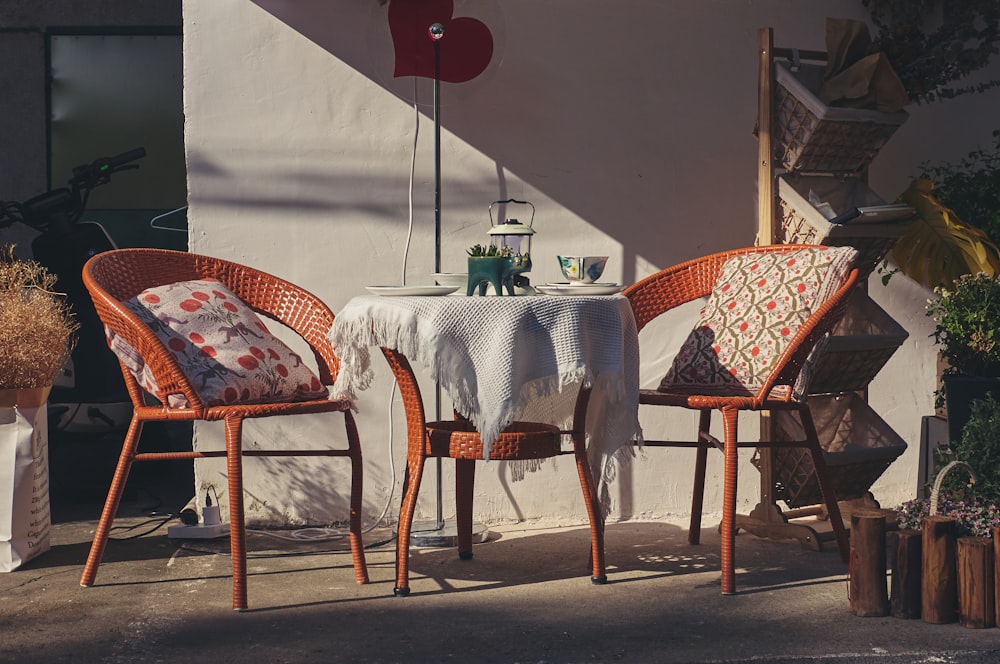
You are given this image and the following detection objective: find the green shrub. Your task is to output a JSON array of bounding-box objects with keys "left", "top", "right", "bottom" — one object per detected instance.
[{"left": 919, "top": 130, "right": 1000, "bottom": 248}]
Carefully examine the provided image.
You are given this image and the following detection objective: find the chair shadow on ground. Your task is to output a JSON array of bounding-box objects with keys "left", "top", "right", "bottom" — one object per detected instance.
[
  {"left": 38, "top": 417, "right": 847, "bottom": 610},
  {"left": 25, "top": 518, "right": 847, "bottom": 613},
  {"left": 398, "top": 521, "right": 847, "bottom": 598}
]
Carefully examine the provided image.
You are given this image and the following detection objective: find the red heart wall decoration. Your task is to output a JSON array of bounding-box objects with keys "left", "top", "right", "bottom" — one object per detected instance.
[{"left": 389, "top": 0, "right": 494, "bottom": 83}]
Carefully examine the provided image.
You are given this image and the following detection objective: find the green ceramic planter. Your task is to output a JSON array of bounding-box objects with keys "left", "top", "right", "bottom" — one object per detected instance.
[{"left": 467, "top": 255, "right": 530, "bottom": 296}]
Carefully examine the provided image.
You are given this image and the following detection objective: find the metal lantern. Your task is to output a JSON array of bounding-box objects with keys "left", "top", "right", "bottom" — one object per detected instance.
[
  {"left": 487, "top": 198, "right": 535, "bottom": 263},
  {"left": 467, "top": 199, "right": 536, "bottom": 296}
]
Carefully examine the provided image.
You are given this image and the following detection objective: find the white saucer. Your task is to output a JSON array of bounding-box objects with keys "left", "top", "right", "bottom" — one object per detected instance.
[
  {"left": 536, "top": 283, "right": 623, "bottom": 296},
  {"left": 365, "top": 285, "right": 459, "bottom": 297}
]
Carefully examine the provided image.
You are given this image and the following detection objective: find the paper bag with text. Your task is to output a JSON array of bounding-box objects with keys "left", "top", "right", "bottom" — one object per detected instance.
[{"left": 0, "top": 388, "right": 52, "bottom": 572}]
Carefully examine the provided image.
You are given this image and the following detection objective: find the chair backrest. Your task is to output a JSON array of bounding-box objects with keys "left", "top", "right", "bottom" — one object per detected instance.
[
  {"left": 625, "top": 244, "right": 860, "bottom": 404},
  {"left": 83, "top": 248, "right": 339, "bottom": 410}
]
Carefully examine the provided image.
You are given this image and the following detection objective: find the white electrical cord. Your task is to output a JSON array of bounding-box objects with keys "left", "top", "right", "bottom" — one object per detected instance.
[{"left": 241, "top": 81, "right": 422, "bottom": 545}]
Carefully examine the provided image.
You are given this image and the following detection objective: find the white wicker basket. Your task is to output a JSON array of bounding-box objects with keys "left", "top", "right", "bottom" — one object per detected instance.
[
  {"left": 774, "top": 61, "right": 908, "bottom": 174},
  {"left": 768, "top": 393, "right": 908, "bottom": 508},
  {"left": 777, "top": 174, "right": 914, "bottom": 277},
  {"left": 807, "top": 289, "right": 908, "bottom": 395}
]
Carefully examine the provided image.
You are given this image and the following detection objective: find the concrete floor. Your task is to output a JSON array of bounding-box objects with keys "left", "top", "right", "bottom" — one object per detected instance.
[{"left": 4, "top": 428, "right": 1000, "bottom": 663}]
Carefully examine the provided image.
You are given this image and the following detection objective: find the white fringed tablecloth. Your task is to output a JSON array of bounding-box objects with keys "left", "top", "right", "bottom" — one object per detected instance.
[{"left": 328, "top": 294, "right": 642, "bottom": 501}]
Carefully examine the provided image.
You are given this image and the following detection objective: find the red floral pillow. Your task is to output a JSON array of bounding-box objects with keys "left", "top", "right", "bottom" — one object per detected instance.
[
  {"left": 106, "top": 279, "right": 328, "bottom": 408},
  {"left": 659, "top": 246, "right": 857, "bottom": 398}
]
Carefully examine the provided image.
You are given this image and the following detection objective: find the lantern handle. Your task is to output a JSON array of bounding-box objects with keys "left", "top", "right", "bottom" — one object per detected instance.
[{"left": 488, "top": 199, "right": 535, "bottom": 228}]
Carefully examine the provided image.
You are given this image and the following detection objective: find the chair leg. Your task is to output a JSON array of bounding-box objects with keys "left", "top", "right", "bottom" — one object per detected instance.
[
  {"left": 224, "top": 416, "right": 248, "bottom": 611},
  {"left": 80, "top": 416, "right": 144, "bottom": 588},
  {"left": 455, "top": 458, "right": 475, "bottom": 560},
  {"left": 720, "top": 407, "right": 739, "bottom": 595},
  {"left": 799, "top": 408, "right": 850, "bottom": 563},
  {"left": 569, "top": 387, "right": 606, "bottom": 583},
  {"left": 689, "top": 409, "right": 712, "bottom": 545},
  {"left": 342, "top": 411, "right": 370, "bottom": 584},
  {"left": 394, "top": 449, "right": 427, "bottom": 596},
  {"left": 571, "top": 437, "right": 607, "bottom": 584}
]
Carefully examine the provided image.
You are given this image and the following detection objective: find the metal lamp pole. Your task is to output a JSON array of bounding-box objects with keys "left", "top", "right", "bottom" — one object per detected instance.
[{"left": 407, "top": 22, "right": 488, "bottom": 548}]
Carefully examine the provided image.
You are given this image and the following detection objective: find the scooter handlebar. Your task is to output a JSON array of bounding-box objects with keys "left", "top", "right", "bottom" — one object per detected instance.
[
  {"left": 70, "top": 147, "right": 146, "bottom": 187},
  {"left": 108, "top": 147, "right": 147, "bottom": 169}
]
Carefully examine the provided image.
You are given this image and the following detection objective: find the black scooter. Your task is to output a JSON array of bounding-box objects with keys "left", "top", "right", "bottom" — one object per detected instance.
[{"left": 1, "top": 148, "right": 146, "bottom": 434}]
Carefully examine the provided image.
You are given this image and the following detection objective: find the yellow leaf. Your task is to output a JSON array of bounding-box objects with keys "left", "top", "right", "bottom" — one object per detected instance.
[{"left": 891, "top": 178, "right": 1000, "bottom": 288}]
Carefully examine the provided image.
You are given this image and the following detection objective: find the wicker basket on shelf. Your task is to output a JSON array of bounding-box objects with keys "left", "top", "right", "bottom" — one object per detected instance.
[
  {"left": 774, "top": 61, "right": 908, "bottom": 174},
  {"left": 763, "top": 393, "right": 908, "bottom": 509},
  {"left": 777, "top": 174, "right": 914, "bottom": 277},
  {"left": 807, "top": 289, "right": 908, "bottom": 395}
]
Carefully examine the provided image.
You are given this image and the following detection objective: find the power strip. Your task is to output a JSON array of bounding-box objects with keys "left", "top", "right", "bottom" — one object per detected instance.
[
  {"left": 167, "top": 522, "right": 229, "bottom": 539},
  {"left": 167, "top": 502, "right": 228, "bottom": 539}
]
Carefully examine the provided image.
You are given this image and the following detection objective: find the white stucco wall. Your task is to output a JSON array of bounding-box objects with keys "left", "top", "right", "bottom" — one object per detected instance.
[{"left": 182, "top": 0, "right": 1000, "bottom": 528}]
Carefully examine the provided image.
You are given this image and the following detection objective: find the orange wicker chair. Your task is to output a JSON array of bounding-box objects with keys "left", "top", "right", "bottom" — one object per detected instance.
[
  {"left": 623, "top": 244, "right": 856, "bottom": 594},
  {"left": 380, "top": 348, "right": 606, "bottom": 596},
  {"left": 78, "top": 248, "right": 369, "bottom": 610}
]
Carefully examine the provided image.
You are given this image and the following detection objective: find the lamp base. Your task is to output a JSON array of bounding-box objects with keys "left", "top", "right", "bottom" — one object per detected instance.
[{"left": 397, "top": 519, "right": 490, "bottom": 548}]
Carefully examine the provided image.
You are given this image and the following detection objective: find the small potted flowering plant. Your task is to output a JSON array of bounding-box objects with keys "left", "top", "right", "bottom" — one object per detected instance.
[{"left": 896, "top": 393, "right": 1000, "bottom": 538}]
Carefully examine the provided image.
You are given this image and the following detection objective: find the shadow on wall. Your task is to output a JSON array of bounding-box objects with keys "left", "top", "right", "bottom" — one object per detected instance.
[{"left": 246, "top": 0, "right": 783, "bottom": 282}]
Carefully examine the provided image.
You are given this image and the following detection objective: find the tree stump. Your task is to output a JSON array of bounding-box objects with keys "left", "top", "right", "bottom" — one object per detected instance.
[
  {"left": 889, "top": 529, "right": 922, "bottom": 619},
  {"left": 849, "top": 511, "right": 889, "bottom": 617},
  {"left": 922, "top": 515, "right": 958, "bottom": 624},
  {"left": 995, "top": 527, "right": 1000, "bottom": 628},
  {"left": 957, "top": 537, "right": 995, "bottom": 628}
]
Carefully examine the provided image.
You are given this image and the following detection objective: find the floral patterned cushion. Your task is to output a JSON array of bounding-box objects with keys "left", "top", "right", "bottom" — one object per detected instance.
[
  {"left": 107, "top": 279, "right": 328, "bottom": 408},
  {"left": 659, "top": 246, "right": 858, "bottom": 398}
]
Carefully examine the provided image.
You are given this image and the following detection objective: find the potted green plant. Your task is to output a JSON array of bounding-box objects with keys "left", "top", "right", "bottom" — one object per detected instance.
[
  {"left": 926, "top": 271, "right": 1000, "bottom": 444},
  {"left": 0, "top": 244, "right": 78, "bottom": 570},
  {"left": 466, "top": 244, "right": 530, "bottom": 296}
]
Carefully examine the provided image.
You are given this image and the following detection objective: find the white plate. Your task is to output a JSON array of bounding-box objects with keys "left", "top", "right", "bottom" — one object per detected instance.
[
  {"left": 549, "top": 282, "right": 621, "bottom": 288},
  {"left": 535, "top": 283, "right": 623, "bottom": 296},
  {"left": 365, "top": 285, "right": 459, "bottom": 297},
  {"left": 431, "top": 272, "right": 468, "bottom": 289}
]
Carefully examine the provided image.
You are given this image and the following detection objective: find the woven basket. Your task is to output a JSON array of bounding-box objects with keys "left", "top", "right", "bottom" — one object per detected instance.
[
  {"left": 777, "top": 174, "right": 913, "bottom": 277},
  {"left": 425, "top": 420, "right": 562, "bottom": 461},
  {"left": 774, "top": 61, "right": 908, "bottom": 174},
  {"left": 807, "top": 289, "right": 908, "bottom": 395},
  {"left": 766, "top": 393, "right": 907, "bottom": 508}
]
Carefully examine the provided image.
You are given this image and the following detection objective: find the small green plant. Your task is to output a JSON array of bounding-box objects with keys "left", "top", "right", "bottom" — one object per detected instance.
[
  {"left": 467, "top": 244, "right": 513, "bottom": 258},
  {"left": 927, "top": 272, "right": 1000, "bottom": 378}
]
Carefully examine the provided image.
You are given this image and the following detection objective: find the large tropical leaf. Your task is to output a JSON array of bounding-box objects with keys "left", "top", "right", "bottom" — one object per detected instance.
[{"left": 891, "top": 178, "right": 1000, "bottom": 288}]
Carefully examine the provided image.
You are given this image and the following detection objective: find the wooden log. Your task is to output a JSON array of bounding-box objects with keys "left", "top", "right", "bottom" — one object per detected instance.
[
  {"left": 849, "top": 511, "right": 889, "bottom": 617},
  {"left": 995, "top": 527, "right": 1000, "bottom": 628},
  {"left": 922, "top": 515, "right": 958, "bottom": 624},
  {"left": 889, "top": 529, "right": 922, "bottom": 619},
  {"left": 957, "top": 537, "right": 995, "bottom": 628}
]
